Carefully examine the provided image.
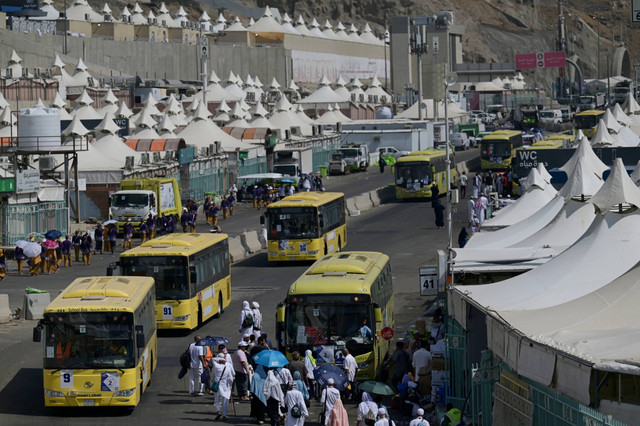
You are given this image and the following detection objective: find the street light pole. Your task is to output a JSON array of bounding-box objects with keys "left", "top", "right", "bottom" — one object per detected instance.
[
  {"left": 444, "top": 71, "right": 457, "bottom": 285},
  {"left": 410, "top": 22, "right": 428, "bottom": 120}
]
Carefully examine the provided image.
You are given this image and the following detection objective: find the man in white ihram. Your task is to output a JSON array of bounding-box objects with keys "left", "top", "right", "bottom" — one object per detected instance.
[
  {"left": 189, "top": 335, "right": 206, "bottom": 396},
  {"left": 409, "top": 408, "right": 430, "bottom": 426},
  {"left": 342, "top": 348, "right": 358, "bottom": 401},
  {"left": 320, "top": 378, "right": 341, "bottom": 425},
  {"left": 239, "top": 300, "right": 254, "bottom": 338},
  {"left": 251, "top": 301, "right": 263, "bottom": 339}
]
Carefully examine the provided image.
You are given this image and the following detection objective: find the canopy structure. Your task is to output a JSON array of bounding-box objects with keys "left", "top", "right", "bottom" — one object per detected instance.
[
  {"left": 298, "top": 79, "right": 349, "bottom": 105},
  {"left": 70, "top": 89, "right": 102, "bottom": 119},
  {"left": 611, "top": 103, "right": 632, "bottom": 126},
  {"left": 560, "top": 138, "right": 608, "bottom": 178},
  {"left": 395, "top": 98, "right": 469, "bottom": 120},
  {"left": 248, "top": 6, "right": 296, "bottom": 35},
  {"left": 294, "top": 16, "right": 315, "bottom": 37},
  {"left": 66, "top": 0, "right": 103, "bottom": 22},
  {"left": 622, "top": 91, "right": 640, "bottom": 115}
]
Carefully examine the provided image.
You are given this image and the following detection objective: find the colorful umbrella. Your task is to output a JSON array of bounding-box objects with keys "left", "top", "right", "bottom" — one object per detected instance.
[
  {"left": 42, "top": 239, "right": 59, "bottom": 250},
  {"left": 103, "top": 220, "right": 117, "bottom": 226},
  {"left": 196, "top": 336, "right": 229, "bottom": 347},
  {"left": 253, "top": 350, "right": 290, "bottom": 368},
  {"left": 313, "top": 364, "right": 349, "bottom": 390},
  {"left": 15, "top": 240, "right": 29, "bottom": 249}
]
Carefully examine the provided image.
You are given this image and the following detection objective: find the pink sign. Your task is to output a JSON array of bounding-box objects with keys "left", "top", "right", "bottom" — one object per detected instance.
[
  {"left": 544, "top": 51, "right": 566, "bottom": 68},
  {"left": 515, "top": 51, "right": 566, "bottom": 69},
  {"left": 515, "top": 53, "right": 536, "bottom": 70}
]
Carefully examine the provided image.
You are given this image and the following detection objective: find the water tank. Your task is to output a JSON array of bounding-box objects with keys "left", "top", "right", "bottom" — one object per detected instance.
[
  {"left": 376, "top": 106, "right": 393, "bottom": 119},
  {"left": 17, "top": 107, "right": 61, "bottom": 150}
]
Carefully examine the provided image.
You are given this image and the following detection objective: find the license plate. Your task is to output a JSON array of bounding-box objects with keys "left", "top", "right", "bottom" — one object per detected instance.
[
  {"left": 289, "top": 256, "right": 296, "bottom": 260},
  {"left": 83, "top": 400, "right": 95, "bottom": 406}
]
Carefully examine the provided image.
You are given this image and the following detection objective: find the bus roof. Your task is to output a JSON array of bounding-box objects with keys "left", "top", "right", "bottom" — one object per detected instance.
[
  {"left": 575, "top": 110, "right": 605, "bottom": 117},
  {"left": 482, "top": 130, "right": 522, "bottom": 141},
  {"left": 528, "top": 139, "right": 564, "bottom": 149},
  {"left": 288, "top": 251, "right": 390, "bottom": 295},
  {"left": 120, "top": 233, "right": 229, "bottom": 257},
  {"left": 44, "top": 276, "right": 155, "bottom": 313},
  {"left": 396, "top": 150, "right": 445, "bottom": 163},
  {"left": 267, "top": 192, "right": 344, "bottom": 208}
]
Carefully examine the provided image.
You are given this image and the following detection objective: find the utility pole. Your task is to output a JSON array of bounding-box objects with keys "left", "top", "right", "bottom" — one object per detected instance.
[
  {"left": 409, "top": 21, "right": 428, "bottom": 120},
  {"left": 199, "top": 36, "right": 209, "bottom": 107}
]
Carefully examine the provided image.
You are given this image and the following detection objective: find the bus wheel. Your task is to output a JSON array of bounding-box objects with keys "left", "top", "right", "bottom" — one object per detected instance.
[{"left": 214, "top": 294, "right": 223, "bottom": 318}]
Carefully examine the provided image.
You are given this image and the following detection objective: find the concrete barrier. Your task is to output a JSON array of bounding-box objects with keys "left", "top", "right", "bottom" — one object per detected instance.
[
  {"left": 229, "top": 237, "right": 246, "bottom": 263},
  {"left": 369, "top": 190, "right": 381, "bottom": 207},
  {"left": 242, "top": 231, "right": 262, "bottom": 254},
  {"left": 346, "top": 197, "right": 358, "bottom": 216},
  {"left": 257, "top": 227, "right": 268, "bottom": 249},
  {"left": 376, "top": 185, "right": 396, "bottom": 204},
  {"left": 354, "top": 193, "right": 373, "bottom": 212},
  {"left": 0, "top": 294, "right": 11, "bottom": 323},
  {"left": 23, "top": 292, "right": 50, "bottom": 320}
]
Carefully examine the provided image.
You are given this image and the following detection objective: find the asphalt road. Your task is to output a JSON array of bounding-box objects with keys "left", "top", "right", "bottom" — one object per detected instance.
[{"left": 0, "top": 148, "right": 478, "bottom": 425}]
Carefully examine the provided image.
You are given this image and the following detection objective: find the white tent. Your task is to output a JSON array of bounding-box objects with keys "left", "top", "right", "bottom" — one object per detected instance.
[
  {"left": 601, "top": 108, "right": 623, "bottom": 133},
  {"left": 281, "top": 13, "right": 300, "bottom": 35},
  {"left": 294, "top": 16, "right": 314, "bottom": 37},
  {"left": 321, "top": 20, "right": 338, "bottom": 40},
  {"left": 49, "top": 92, "right": 72, "bottom": 120},
  {"left": 225, "top": 17, "right": 245, "bottom": 32},
  {"left": 33, "top": 0, "right": 60, "bottom": 20},
  {"left": 71, "top": 89, "right": 102, "bottom": 120},
  {"left": 98, "top": 89, "right": 120, "bottom": 115},
  {"left": 269, "top": 97, "right": 312, "bottom": 136},
  {"left": 0, "top": 108, "right": 17, "bottom": 137},
  {"left": 622, "top": 91, "right": 640, "bottom": 115},
  {"left": 395, "top": 98, "right": 468, "bottom": 120},
  {"left": 364, "top": 76, "right": 390, "bottom": 104},
  {"left": 480, "top": 167, "right": 557, "bottom": 229},
  {"left": 298, "top": 82, "right": 349, "bottom": 105},
  {"left": 560, "top": 137, "right": 608, "bottom": 178},
  {"left": 611, "top": 103, "right": 632, "bottom": 126},
  {"left": 308, "top": 18, "right": 327, "bottom": 38},
  {"left": 66, "top": 0, "right": 102, "bottom": 22},
  {"left": 155, "top": 2, "right": 180, "bottom": 28},
  {"left": 130, "top": 3, "right": 147, "bottom": 25},
  {"left": 348, "top": 24, "right": 363, "bottom": 43},
  {"left": 590, "top": 120, "right": 617, "bottom": 146},
  {"left": 611, "top": 126, "right": 640, "bottom": 147},
  {"left": 157, "top": 113, "right": 177, "bottom": 137},
  {"left": 248, "top": 6, "right": 296, "bottom": 34},
  {"left": 334, "top": 22, "right": 351, "bottom": 41},
  {"left": 450, "top": 158, "right": 640, "bottom": 314},
  {"left": 359, "top": 23, "right": 382, "bottom": 45}
]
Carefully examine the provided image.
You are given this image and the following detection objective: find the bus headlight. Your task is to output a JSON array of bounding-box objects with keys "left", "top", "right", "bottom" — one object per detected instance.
[
  {"left": 268, "top": 252, "right": 279, "bottom": 257},
  {"left": 357, "top": 361, "right": 370, "bottom": 369},
  {"left": 174, "top": 314, "right": 190, "bottom": 321},
  {"left": 44, "top": 389, "right": 64, "bottom": 398},
  {"left": 114, "top": 387, "right": 136, "bottom": 397},
  {"left": 308, "top": 250, "right": 319, "bottom": 255}
]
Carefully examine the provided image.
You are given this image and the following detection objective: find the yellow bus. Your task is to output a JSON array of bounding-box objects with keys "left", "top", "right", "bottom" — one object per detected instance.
[
  {"left": 275, "top": 251, "right": 393, "bottom": 381},
  {"left": 118, "top": 233, "right": 231, "bottom": 330},
  {"left": 394, "top": 150, "right": 457, "bottom": 199},
  {"left": 262, "top": 192, "right": 347, "bottom": 262},
  {"left": 574, "top": 109, "right": 605, "bottom": 139},
  {"left": 479, "top": 130, "right": 523, "bottom": 170},
  {"left": 33, "top": 276, "right": 156, "bottom": 407}
]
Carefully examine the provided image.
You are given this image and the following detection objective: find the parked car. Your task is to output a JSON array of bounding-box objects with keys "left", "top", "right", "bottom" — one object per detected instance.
[
  {"left": 450, "top": 132, "right": 470, "bottom": 150},
  {"left": 377, "top": 146, "right": 411, "bottom": 159}
]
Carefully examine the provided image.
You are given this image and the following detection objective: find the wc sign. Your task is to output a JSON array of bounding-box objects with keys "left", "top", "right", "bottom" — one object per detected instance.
[{"left": 634, "top": 0, "right": 640, "bottom": 22}]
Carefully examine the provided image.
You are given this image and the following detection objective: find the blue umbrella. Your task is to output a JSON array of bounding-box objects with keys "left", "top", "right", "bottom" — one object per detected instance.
[
  {"left": 253, "top": 350, "right": 290, "bottom": 368},
  {"left": 196, "top": 336, "right": 229, "bottom": 347},
  {"left": 44, "top": 229, "right": 62, "bottom": 241},
  {"left": 313, "top": 364, "right": 349, "bottom": 391}
]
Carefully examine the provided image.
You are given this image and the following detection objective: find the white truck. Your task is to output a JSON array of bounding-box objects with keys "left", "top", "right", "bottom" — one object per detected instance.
[
  {"left": 329, "top": 144, "right": 370, "bottom": 175},
  {"left": 272, "top": 147, "right": 314, "bottom": 177}
]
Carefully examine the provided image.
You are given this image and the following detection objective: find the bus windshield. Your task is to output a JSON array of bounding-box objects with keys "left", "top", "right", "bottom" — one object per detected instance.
[
  {"left": 121, "top": 256, "right": 189, "bottom": 300},
  {"left": 481, "top": 141, "right": 511, "bottom": 159},
  {"left": 111, "top": 193, "right": 149, "bottom": 208},
  {"left": 267, "top": 207, "right": 319, "bottom": 239},
  {"left": 43, "top": 312, "right": 134, "bottom": 369},
  {"left": 574, "top": 114, "right": 600, "bottom": 129},
  {"left": 286, "top": 295, "right": 374, "bottom": 357},
  {"left": 338, "top": 149, "right": 359, "bottom": 158},
  {"left": 395, "top": 162, "right": 431, "bottom": 187}
]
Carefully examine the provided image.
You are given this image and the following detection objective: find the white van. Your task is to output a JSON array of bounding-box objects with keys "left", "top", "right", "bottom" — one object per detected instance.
[
  {"left": 539, "top": 109, "right": 562, "bottom": 124},
  {"left": 450, "top": 132, "right": 470, "bottom": 150}
]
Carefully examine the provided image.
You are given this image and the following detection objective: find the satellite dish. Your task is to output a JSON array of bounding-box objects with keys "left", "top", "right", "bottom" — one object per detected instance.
[{"left": 445, "top": 71, "right": 458, "bottom": 87}]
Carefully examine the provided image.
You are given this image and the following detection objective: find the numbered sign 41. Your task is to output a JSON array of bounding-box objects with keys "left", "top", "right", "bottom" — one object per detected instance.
[{"left": 419, "top": 266, "right": 438, "bottom": 296}]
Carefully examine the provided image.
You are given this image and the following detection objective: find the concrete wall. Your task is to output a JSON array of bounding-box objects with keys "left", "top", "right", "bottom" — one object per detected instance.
[{"left": 0, "top": 29, "right": 290, "bottom": 85}]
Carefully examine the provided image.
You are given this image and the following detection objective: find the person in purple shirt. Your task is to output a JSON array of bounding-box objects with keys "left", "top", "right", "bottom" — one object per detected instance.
[
  {"left": 107, "top": 226, "right": 117, "bottom": 255},
  {"left": 181, "top": 208, "right": 190, "bottom": 233},
  {"left": 209, "top": 203, "right": 220, "bottom": 227},
  {"left": 14, "top": 244, "right": 26, "bottom": 274},
  {"left": 123, "top": 219, "right": 134, "bottom": 251},
  {"left": 71, "top": 230, "right": 82, "bottom": 262},
  {"left": 147, "top": 215, "right": 156, "bottom": 239},
  {"left": 140, "top": 221, "right": 148, "bottom": 243},
  {"left": 166, "top": 215, "right": 176, "bottom": 233},
  {"left": 221, "top": 197, "right": 230, "bottom": 220},
  {"left": 94, "top": 224, "right": 104, "bottom": 255},
  {"left": 227, "top": 194, "right": 236, "bottom": 216},
  {"left": 81, "top": 232, "right": 92, "bottom": 265},
  {"left": 61, "top": 235, "right": 73, "bottom": 267}
]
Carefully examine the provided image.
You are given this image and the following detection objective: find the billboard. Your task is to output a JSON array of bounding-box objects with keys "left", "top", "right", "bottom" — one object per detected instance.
[{"left": 515, "top": 51, "right": 566, "bottom": 70}]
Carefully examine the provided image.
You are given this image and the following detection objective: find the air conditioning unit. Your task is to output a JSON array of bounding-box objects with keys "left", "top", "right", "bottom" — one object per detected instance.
[
  {"left": 34, "top": 68, "right": 40, "bottom": 77},
  {"left": 284, "top": 129, "right": 291, "bottom": 140},
  {"left": 153, "top": 18, "right": 158, "bottom": 25},
  {"left": 162, "top": 20, "right": 167, "bottom": 27},
  {"left": 125, "top": 156, "right": 135, "bottom": 170},
  {"left": 152, "top": 152, "right": 162, "bottom": 162},
  {"left": 104, "top": 14, "right": 112, "bottom": 21},
  {"left": 140, "top": 153, "right": 150, "bottom": 164},
  {"left": 148, "top": 17, "right": 153, "bottom": 24},
  {"left": 85, "top": 13, "right": 90, "bottom": 21},
  {"left": 214, "top": 141, "right": 221, "bottom": 154},
  {"left": 5, "top": 68, "right": 11, "bottom": 78},
  {"left": 39, "top": 156, "right": 56, "bottom": 170},
  {"left": 208, "top": 144, "right": 215, "bottom": 155},
  {"left": 181, "top": 21, "right": 187, "bottom": 28},
  {"left": 45, "top": 68, "right": 52, "bottom": 78},
  {"left": 22, "top": 68, "right": 28, "bottom": 77},
  {"left": 164, "top": 151, "right": 174, "bottom": 162},
  {"left": 290, "top": 126, "right": 301, "bottom": 136}
]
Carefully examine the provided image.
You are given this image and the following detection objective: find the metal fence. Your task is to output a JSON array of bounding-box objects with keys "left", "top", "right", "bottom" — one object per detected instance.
[
  {"left": 445, "top": 317, "right": 469, "bottom": 410},
  {"left": 238, "top": 156, "right": 267, "bottom": 177},
  {"left": 187, "top": 167, "right": 227, "bottom": 202},
  {"left": 2, "top": 201, "right": 68, "bottom": 245},
  {"left": 469, "top": 351, "right": 500, "bottom": 426}
]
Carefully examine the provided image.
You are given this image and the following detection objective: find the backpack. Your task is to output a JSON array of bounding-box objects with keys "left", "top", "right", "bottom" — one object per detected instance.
[
  {"left": 364, "top": 408, "right": 376, "bottom": 425},
  {"left": 180, "top": 346, "right": 191, "bottom": 369},
  {"left": 242, "top": 312, "right": 254, "bottom": 328},
  {"left": 291, "top": 403, "right": 303, "bottom": 418}
]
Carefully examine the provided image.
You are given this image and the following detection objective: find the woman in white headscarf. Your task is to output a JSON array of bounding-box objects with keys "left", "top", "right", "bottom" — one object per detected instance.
[
  {"left": 356, "top": 391, "right": 378, "bottom": 426},
  {"left": 251, "top": 301, "right": 263, "bottom": 339},
  {"left": 239, "top": 300, "right": 254, "bottom": 337},
  {"left": 213, "top": 353, "right": 235, "bottom": 420},
  {"left": 263, "top": 369, "right": 285, "bottom": 426},
  {"left": 304, "top": 349, "right": 317, "bottom": 399},
  {"left": 285, "top": 381, "right": 309, "bottom": 426}
]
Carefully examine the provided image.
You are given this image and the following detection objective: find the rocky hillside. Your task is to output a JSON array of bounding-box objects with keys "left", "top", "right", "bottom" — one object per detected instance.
[{"left": 64, "top": 0, "right": 637, "bottom": 86}]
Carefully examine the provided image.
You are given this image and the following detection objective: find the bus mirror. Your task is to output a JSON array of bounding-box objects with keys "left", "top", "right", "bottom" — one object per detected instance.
[
  {"left": 260, "top": 215, "right": 265, "bottom": 225},
  {"left": 33, "top": 325, "right": 42, "bottom": 342},
  {"left": 276, "top": 306, "right": 286, "bottom": 323},
  {"left": 374, "top": 308, "right": 383, "bottom": 323},
  {"left": 135, "top": 325, "right": 145, "bottom": 348}
]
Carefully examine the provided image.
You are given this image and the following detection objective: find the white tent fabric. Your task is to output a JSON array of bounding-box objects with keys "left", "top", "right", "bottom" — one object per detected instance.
[
  {"left": 631, "top": 160, "right": 640, "bottom": 185},
  {"left": 298, "top": 85, "right": 349, "bottom": 105},
  {"left": 334, "top": 22, "right": 351, "bottom": 41},
  {"left": 560, "top": 138, "right": 608, "bottom": 178},
  {"left": 66, "top": 0, "right": 103, "bottom": 22},
  {"left": 321, "top": 20, "right": 338, "bottom": 40},
  {"left": 225, "top": 17, "right": 245, "bottom": 32},
  {"left": 557, "top": 153, "right": 605, "bottom": 201},
  {"left": 294, "top": 16, "right": 315, "bottom": 37},
  {"left": 308, "top": 18, "right": 327, "bottom": 38},
  {"left": 611, "top": 126, "right": 640, "bottom": 147},
  {"left": 33, "top": 0, "right": 60, "bottom": 20},
  {"left": 452, "top": 158, "right": 640, "bottom": 312},
  {"left": 130, "top": 3, "right": 147, "bottom": 25},
  {"left": 248, "top": 6, "right": 296, "bottom": 34},
  {"left": 359, "top": 23, "right": 382, "bottom": 45},
  {"left": 63, "top": 115, "right": 89, "bottom": 137},
  {"left": 601, "top": 109, "right": 623, "bottom": 134},
  {"left": 464, "top": 195, "right": 564, "bottom": 249},
  {"left": 622, "top": 91, "right": 640, "bottom": 115},
  {"left": 611, "top": 103, "right": 633, "bottom": 126},
  {"left": 395, "top": 98, "right": 469, "bottom": 120},
  {"left": 115, "top": 101, "right": 133, "bottom": 119},
  {"left": 481, "top": 168, "right": 557, "bottom": 229}
]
